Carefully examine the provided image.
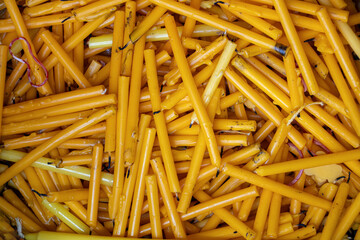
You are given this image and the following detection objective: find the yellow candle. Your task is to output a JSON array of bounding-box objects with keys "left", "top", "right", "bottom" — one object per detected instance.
[
  {"left": 253, "top": 189, "right": 273, "bottom": 240},
  {"left": 2, "top": 109, "right": 94, "bottom": 135},
  {"left": 127, "top": 128, "right": 156, "bottom": 237},
  {"left": 0, "top": 107, "right": 114, "bottom": 186},
  {"left": 108, "top": 11, "right": 124, "bottom": 94},
  {"left": 24, "top": 1, "right": 81, "bottom": 17},
  {"left": 193, "top": 191, "right": 256, "bottom": 240},
  {"left": 267, "top": 172, "right": 285, "bottom": 238},
  {"left": 224, "top": 67, "right": 306, "bottom": 150},
  {"left": 153, "top": 135, "right": 247, "bottom": 147},
  {"left": 56, "top": 222, "right": 75, "bottom": 233},
  {"left": 42, "top": 199, "right": 90, "bottom": 234},
  {"left": 278, "top": 225, "right": 316, "bottom": 239},
  {"left": 0, "top": 197, "right": 43, "bottom": 232},
  {"left": 42, "top": 15, "right": 107, "bottom": 72},
  {"left": 25, "top": 231, "right": 168, "bottom": 240},
  {"left": 121, "top": 1, "right": 136, "bottom": 76},
  {"left": 0, "top": 45, "right": 7, "bottom": 139},
  {"left": 244, "top": 56, "right": 289, "bottom": 95},
  {"left": 244, "top": 0, "right": 348, "bottom": 21},
  {"left": 73, "top": 21, "right": 84, "bottom": 75},
  {"left": 3, "top": 94, "right": 116, "bottom": 124},
  {"left": 138, "top": 185, "right": 259, "bottom": 236},
  {"left": 66, "top": 201, "right": 110, "bottom": 236},
  {"left": 128, "top": 6, "right": 167, "bottom": 44},
  {"left": 225, "top": 6, "right": 283, "bottom": 40},
  {"left": 212, "top": 150, "right": 270, "bottom": 197},
  {"left": 323, "top": 53, "right": 360, "bottom": 138},
  {"left": 24, "top": 167, "right": 49, "bottom": 210},
  {"left": 267, "top": 120, "right": 291, "bottom": 164},
  {"left": 150, "top": 0, "right": 288, "bottom": 55},
  {"left": 302, "top": 42, "right": 329, "bottom": 79},
  {"left": 284, "top": 50, "right": 303, "bottom": 109},
  {"left": 223, "top": 164, "right": 332, "bottom": 210},
  {"left": 315, "top": 88, "right": 348, "bottom": 118},
  {"left": 87, "top": 143, "right": 103, "bottom": 227},
  {"left": 320, "top": 183, "right": 349, "bottom": 240},
  {"left": 145, "top": 175, "right": 163, "bottom": 239},
  {"left": 123, "top": 36, "right": 146, "bottom": 165},
  {"left": 104, "top": 11, "right": 125, "bottom": 157},
  {"left": 317, "top": 8, "right": 360, "bottom": 107},
  {"left": 348, "top": 12, "right": 360, "bottom": 26},
  {"left": 165, "top": 15, "right": 221, "bottom": 168},
  {"left": 109, "top": 76, "right": 129, "bottom": 219},
  {"left": 181, "top": 0, "right": 201, "bottom": 50},
  {"left": 257, "top": 149, "right": 360, "bottom": 176},
  {"left": 40, "top": 30, "right": 91, "bottom": 88},
  {"left": 273, "top": 0, "right": 318, "bottom": 95},
  {"left": 150, "top": 157, "right": 187, "bottom": 238},
  {"left": 3, "top": 85, "right": 105, "bottom": 116},
  {"left": 145, "top": 48, "right": 180, "bottom": 193},
  {"left": 240, "top": 45, "right": 269, "bottom": 58},
  {"left": 304, "top": 97, "right": 359, "bottom": 148},
  {"left": 191, "top": 40, "right": 237, "bottom": 124},
  {"left": 47, "top": 189, "right": 105, "bottom": 203},
  {"left": 227, "top": 1, "right": 324, "bottom": 32},
  {"left": 4, "top": 123, "right": 105, "bottom": 150},
  {"left": 12, "top": 173, "right": 54, "bottom": 228},
  {"left": 72, "top": 0, "right": 127, "bottom": 21},
  {"left": 3, "top": 189, "right": 41, "bottom": 226},
  {"left": 113, "top": 114, "right": 151, "bottom": 236},
  {"left": 329, "top": 0, "right": 347, "bottom": 9},
  {"left": 165, "top": 36, "right": 226, "bottom": 86},
  {"left": 232, "top": 55, "right": 292, "bottom": 112},
  {"left": 89, "top": 62, "right": 111, "bottom": 85},
  {"left": 0, "top": 13, "right": 75, "bottom": 33},
  {"left": 177, "top": 89, "right": 221, "bottom": 213},
  {"left": 331, "top": 186, "right": 360, "bottom": 239},
  {"left": 84, "top": 60, "right": 101, "bottom": 79}
]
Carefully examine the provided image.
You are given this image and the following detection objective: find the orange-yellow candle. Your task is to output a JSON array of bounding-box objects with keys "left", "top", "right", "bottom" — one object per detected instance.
[
  {"left": 87, "top": 143, "right": 103, "bottom": 227},
  {"left": 0, "top": 107, "right": 115, "bottom": 186},
  {"left": 128, "top": 128, "right": 156, "bottom": 237},
  {"left": 145, "top": 175, "right": 163, "bottom": 239},
  {"left": 40, "top": 30, "right": 91, "bottom": 89},
  {"left": 150, "top": 157, "right": 186, "bottom": 238},
  {"left": 144, "top": 48, "right": 180, "bottom": 193},
  {"left": 165, "top": 15, "right": 221, "bottom": 168},
  {"left": 0, "top": 45, "right": 7, "bottom": 139}
]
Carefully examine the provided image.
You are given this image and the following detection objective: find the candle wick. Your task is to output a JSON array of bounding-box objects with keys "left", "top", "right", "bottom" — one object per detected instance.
[
  {"left": 9, "top": 37, "right": 48, "bottom": 88},
  {"left": 286, "top": 101, "right": 323, "bottom": 126},
  {"left": 31, "top": 189, "right": 48, "bottom": 197},
  {"left": 119, "top": 41, "right": 130, "bottom": 51},
  {"left": 108, "top": 155, "right": 111, "bottom": 169}
]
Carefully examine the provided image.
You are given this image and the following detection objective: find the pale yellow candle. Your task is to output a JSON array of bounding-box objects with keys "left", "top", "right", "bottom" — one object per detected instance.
[
  {"left": 191, "top": 40, "right": 237, "bottom": 124},
  {"left": 42, "top": 199, "right": 90, "bottom": 234}
]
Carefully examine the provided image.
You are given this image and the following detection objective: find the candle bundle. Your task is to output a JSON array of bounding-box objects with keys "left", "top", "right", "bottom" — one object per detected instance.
[{"left": 0, "top": 0, "right": 358, "bottom": 239}]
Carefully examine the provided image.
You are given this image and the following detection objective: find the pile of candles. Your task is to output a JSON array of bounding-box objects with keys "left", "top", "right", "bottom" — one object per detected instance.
[{"left": 0, "top": 0, "right": 358, "bottom": 239}]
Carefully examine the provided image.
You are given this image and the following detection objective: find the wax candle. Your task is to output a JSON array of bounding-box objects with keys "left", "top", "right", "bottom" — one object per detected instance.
[
  {"left": 42, "top": 199, "right": 90, "bottom": 234},
  {"left": 87, "top": 143, "right": 103, "bottom": 227},
  {"left": 144, "top": 48, "right": 180, "bottom": 193},
  {"left": 127, "top": 128, "right": 156, "bottom": 237},
  {"left": 109, "top": 76, "right": 129, "bottom": 219}
]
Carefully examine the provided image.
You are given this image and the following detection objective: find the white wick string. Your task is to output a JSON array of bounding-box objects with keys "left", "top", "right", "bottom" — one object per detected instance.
[
  {"left": 286, "top": 102, "right": 324, "bottom": 126},
  {"left": 15, "top": 217, "right": 24, "bottom": 239}
]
